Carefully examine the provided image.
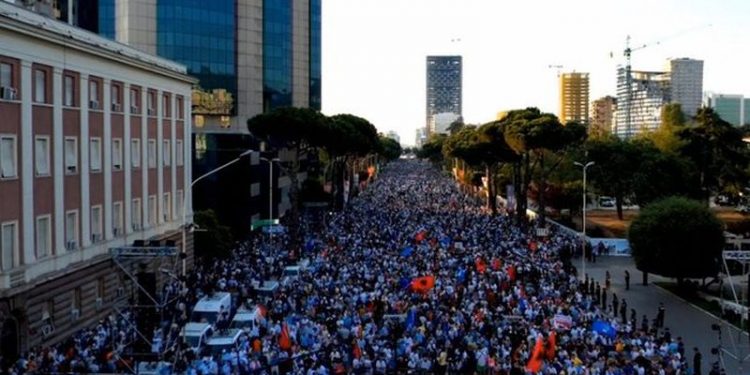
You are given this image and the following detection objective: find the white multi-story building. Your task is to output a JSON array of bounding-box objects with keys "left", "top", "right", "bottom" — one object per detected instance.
[
  {"left": 0, "top": 1, "right": 194, "bottom": 352},
  {"left": 614, "top": 68, "right": 670, "bottom": 138},
  {"left": 667, "top": 58, "right": 704, "bottom": 118},
  {"left": 428, "top": 112, "right": 461, "bottom": 135}
]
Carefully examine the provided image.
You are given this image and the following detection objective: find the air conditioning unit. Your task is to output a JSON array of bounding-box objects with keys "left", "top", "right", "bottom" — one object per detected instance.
[
  {"left": 90, "top": 100, "right": 100, "bottom": 109},
  {"left": 112, "top": 103, "right": 121, "bottom": 112},
  {"left": 147, "top": 108, "right": 155, "bottom": 116},
  {"left": 92, "top": 233, "right": 102, "bottom": 243},
  {"left": 130, "top": 106, "right": 139, "bottom": 114},
  {"left": 70, "top": 309, "right": 80, "bottom": 321},
  {"left": 0, "top": 86, "right": 17, "bottom": 101},
  {"left": 66, "top": 240, "right": 78, "bottom": 251},
  {"left": 95, "top": 297, "right": 103, "bottom": 310}
]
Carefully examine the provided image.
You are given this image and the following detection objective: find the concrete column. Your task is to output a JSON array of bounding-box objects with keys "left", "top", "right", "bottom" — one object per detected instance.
[
  {"left": 20, "top": 61, "right": 34, "bottom": 263},
  {"left": 156, "top": 89, "right": 163, "bottom": 224},
  {"left": 51, "top": 67, "right": 64, "bottom": 257},
  {"left": 102, "top": 79, "right": 113, "bottom": 240},
  {"left": 79, "top": 73, "right": 90, "bottom": 248},
  {"left": 123, "top": 83, "right": 132, "bottom": 234}
]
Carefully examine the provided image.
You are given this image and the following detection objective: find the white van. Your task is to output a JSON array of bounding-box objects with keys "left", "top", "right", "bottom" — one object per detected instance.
[
  {"left": 231, "top": 306, "right": 265, "bottom": 332},
  {"left": 191, "top": 292, "right": 232, "bottom": 324},
  {"left": 205, "top": 328, "right": 245, "bottom": 356},
  {"left": 181, "top": 322, "right": 213, "bottom": 354}
]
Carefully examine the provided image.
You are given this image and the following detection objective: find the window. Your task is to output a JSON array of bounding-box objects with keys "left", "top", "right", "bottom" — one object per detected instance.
[
  {"left": 148, "top": 195, "right": 157, "bottom": 225},
  {"left": 131, "top": 139, "right": 141, "bottom": 168},
  {"left": 131, "top": 198, "right": 142, "bottom": 230},
  {"left": 89, "top": 80, "right": 99, "bottom": 108},
  {"left": 148, "top": 139, "right": 156, "bottom": 168},
  {"left": 91, "top": 206, "right": 102, "bottom": 242},
  {"left": 65, "top": 137, "right": 78, "bottom": 174},
  {"left": 63, "top": 75, "right": 74, "bottom": 106},
  {"left": 112, "top": 138, "right": 123, "bottom": 170},
  {"left": 1, "top": 135, "right": 17, "bottom": 178},
  {"left": 175, "top": 190, "right": 183, "bottom": 218},
  {"left": 113, "top": 201, "right": 123, "bottom": 236},
  {"left": 129, "top": 88, "right": 139, "bottom": 113},
  {"left": 89, "top": 137, "right": 101, "bottom": 172},
  {"left": 163, "top": 140, "right": 171, "bottom": 166},
  {"left": 36, "top": 215, "right": 51, "bottom": 258},
  {"left": 176, "top": 140, "right": 184, "bottom": 166},
  {"left": 111, "top": 85, "right": 121, "bottom": 108},
  {"left": 147, "top": 91, "right": 155, "bottom": 115},
  {"left": 0, "top": 62, "right": 12, "bottom": 88},
  {"left": 65, "top": 211, "right": 78, "bottom": 250},
  {"left": 34, "top": 69, "right": 46, "bottom": 103},
  {"left": 72, "top": 287, "right": 82, "bottom": 311},
  {"left": 1, "top": 222, "right": 18, "bottom": 270},
  {"left": 163, "top": 192, "right": 171, "bottom": 222},
  {"left": 35, "top": 136, "right": 50, "bottom": 176},
  {"left": 163, "top": 94, "right": 170, "bottom": 117},
  {"left": 177, "top": 97, "right": 184, "bottom": 119}
]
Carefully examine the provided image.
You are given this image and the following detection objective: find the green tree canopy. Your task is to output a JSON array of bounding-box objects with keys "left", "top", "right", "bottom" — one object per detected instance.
[
  {"left": 586, "top": 135, "right": 640, "bottom": 219},
  {"left": 417, "top": 134, "right": 447, "bottom": 163},
  {"left": 194, "top": 209, "right": 234, "bottom": 259},
  {"left": 628, "top": 196, "right": 724, "bottom": 280},
  {"left": 379, "top": 136, "right": 402, "bottom": 161}
]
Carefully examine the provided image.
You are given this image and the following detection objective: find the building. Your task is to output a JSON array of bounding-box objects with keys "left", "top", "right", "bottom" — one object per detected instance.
[
  {"left": 589, "top": 96, "right": 616, "bottom": 137},
  {"left": 704, "top": 93, "right": 749, "bottom": 126},
  {"left": 415, "top": 128, "right": 427, "bottom": 148},
  {"left": 559, "top": 72, "right": 589, "bottom": 124},
  {"left": 428, "top": 112, "right": 461, "bottom": 134},
  {"left": 426, "top": 55, "right": 462, "bottom": 133},
  {"left": 385, "top": 130, "right": 400, "bottom": 144},
  {"left": 0, "top": 0, "right": 194, "bottom": 353},
  {"left": 667, "top": 58, "right": 703, "bottom": 118},
  {"left": 614, "top": 67, "right": 670, "bottom": 138}
]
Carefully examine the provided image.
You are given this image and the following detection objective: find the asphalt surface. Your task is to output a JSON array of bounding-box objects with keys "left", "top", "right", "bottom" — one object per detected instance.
[{"left": 585, "top": 256, "right": 750, "bottom": 374}]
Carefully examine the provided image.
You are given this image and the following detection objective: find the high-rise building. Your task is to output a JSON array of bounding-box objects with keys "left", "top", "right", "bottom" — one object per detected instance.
[
  {"left": 705, "top": 93, "right": 749, "bottom": 126},
  {"left": 0, "top": 0, "right": 194, "bottom": 352},
  {"left": 589, "top": 96, "right": 616, "bottom": 137},
  {"left": 667, "top": 58, "right": 703, "bottom": 118},
  {"left": 559, "top": 72, "right": 589, "bottom": 124},
  {"left": 426, "top": 55, "right": 462, "bottom": 133},
  {"left": 614, "top": 67, "right": 670, "bottom": 138},
  {"left": 415, "top": 128, "right": 428, "bottom": 148},
  {"left": 429, "top": 112, "right": 461, "bottom": 135}
]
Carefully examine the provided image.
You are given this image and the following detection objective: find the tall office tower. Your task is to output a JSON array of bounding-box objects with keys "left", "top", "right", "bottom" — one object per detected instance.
[
  {"left": 559, "top": 72, "right": 590, "bottom": 124},
  {"left": 705, "top": 93, "right": 749, "bottom": 126},
  {"left": 614, "top": 67, "right": 670, "bottom": 138},
  {"left": 667, "top": 58, "right": 703, "bottom": 118},
  {"left": 426, "top": 55, "right": 462, "bottom": 133},
  {"left": 589, "top": 96, "right": 616, "bottom": 137}
]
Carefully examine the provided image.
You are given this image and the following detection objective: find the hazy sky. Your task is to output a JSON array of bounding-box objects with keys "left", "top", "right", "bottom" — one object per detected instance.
[{"left": 321, "top": 0, "right": 750, "bottom": 146}]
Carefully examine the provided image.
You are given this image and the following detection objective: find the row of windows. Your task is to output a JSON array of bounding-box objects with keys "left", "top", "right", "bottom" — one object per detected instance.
[
  {"left": 0, "top": 135, "right": 184, "bottom": 180},
  {"left": 0, "top": 61, "right": 185, "bottom": 118},
  {"left": 0, "top": 190, "right": 183, "bottom": 271}
]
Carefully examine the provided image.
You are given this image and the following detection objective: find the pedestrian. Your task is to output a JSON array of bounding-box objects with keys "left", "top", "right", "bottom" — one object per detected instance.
[
  {"left": 620, "top": 299, "right": 628, "bottom": 323},
  {"left": 624, "top": 270, "right": 630, "bottom": 290},
  {"left": 612, "top": 295, "right": 619, "bottom": 317},
  {"left": 605, "top": 270, "right": 611, "bottom": 290},
  {"left": 657, "top": 302, "right": 665, "bottom": 329},
  {"left": 601, "top": 287, "right": 607, "bottom": 309},
  {"left": 693, "top": 347, "right": 702, "bottom": 375}
]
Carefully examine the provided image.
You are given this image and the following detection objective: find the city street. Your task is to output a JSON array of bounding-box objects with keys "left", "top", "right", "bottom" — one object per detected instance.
[{"left": 587, "top": 256, "right": 750, "bottom": 374}]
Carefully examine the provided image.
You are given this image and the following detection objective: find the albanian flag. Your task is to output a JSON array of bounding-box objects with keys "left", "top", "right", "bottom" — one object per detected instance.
[
  {"left": 410, "top": 276, "right": 436, "bottom": 294},
  {"left": 475, "top": 257, "right": 487, "bottom": 274},
  {"left": 415, "top": 231, "right": 427, "bottom": 243},
  {"left": 278, "top": 323, "right": 292, "bottom": 351},
  {"left": 547, "top": 331, "right": 557, "bottom": 361},
  {"left": 525, "top": 334, "right": 545, "bottom": 373}
]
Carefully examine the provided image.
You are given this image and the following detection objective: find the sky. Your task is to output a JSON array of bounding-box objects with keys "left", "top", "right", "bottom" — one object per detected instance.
[{"left": 320, "top": 0, "right": 750, "bottom": 146}]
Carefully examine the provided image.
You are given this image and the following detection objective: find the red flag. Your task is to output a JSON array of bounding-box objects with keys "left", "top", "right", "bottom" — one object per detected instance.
[
  {"left": 278, "top": 323, "right": 292, "bottom": 351},
  {"left": 410, "top": 276, "right": 435, "bottom": 294},
  {"left": 475, "top": 257, "right": 487, "bottom": 274},
  {"left": 546, "top": 331, "right": 557, "bottom": 361},
  {"left": 507, "top": 265, "right": 516, "bottom": 282},
  {"left": 529, "top": 241, "right": 538, "bottom": 252},
  {"left": 352, "top": 341, "right": 362, "bottom": 359},
  {"left": 525, "top": 334, "right": 545, "bottom": 373},
  {"left": 415, "top": 231, "right": 427, "bottom": 243},
  {"left": 491, "top": 258, "right": 502, "bottom": 271}
]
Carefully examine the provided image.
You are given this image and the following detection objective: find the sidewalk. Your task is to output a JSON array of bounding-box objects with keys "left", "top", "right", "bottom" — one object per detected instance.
[{"left": 585, "top": 256, "right": 749, "bottom": 374}]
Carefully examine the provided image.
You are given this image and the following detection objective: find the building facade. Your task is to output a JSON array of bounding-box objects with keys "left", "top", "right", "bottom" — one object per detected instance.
[
  {"left": 589, "top": 96, "right": 616, "bottom": 137},
  {"left": 426, "top": 55, "right": 462, "bottom": 134},
  {"left": 667, "top": 58, "right": 703, "bottom": 118},
  {"left": 0, "top": 0, "right": 194, "bottom": 353},
  {"left": 559, "top": 72, "right": 589, "bottom": 124},
  {"left": 705, "top": 93, "right": 749, "bottom": 126},
  {"left": 385, "top": 130, "right": 400, "bottom": 144},
  {"left": 614, "top": 67, "right": 670, "bottom": 138}
]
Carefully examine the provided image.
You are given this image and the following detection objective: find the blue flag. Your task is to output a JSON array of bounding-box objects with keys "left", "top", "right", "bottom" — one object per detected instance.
[
  {"left": 456, "top": 268, "right": 467, "bottom": 283},
  {"left": 399, "top": 277, "right": 411, "bottom": 290},
  {"left": 304, "top": 239, "right": 315, "bottom": 252},
  {"left": 592, "top": 320, "right": 617, "bottom": 338},
  {"left": 440, "top": 236, "right": 452, "bottom": 247},
  {"left": 405, "top": 309, "right": 416, "bottom": 330},
  {"left": 400, "top": 247, "right": 414, "bottom": 257}
]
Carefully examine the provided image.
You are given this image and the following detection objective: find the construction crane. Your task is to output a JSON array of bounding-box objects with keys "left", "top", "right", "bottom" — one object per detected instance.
[
  {"left": 548, "top": 64, "right": 564, "bottom": 77},
  {"left": 618, "top": 24, "right": 711, "bottom": 138}
]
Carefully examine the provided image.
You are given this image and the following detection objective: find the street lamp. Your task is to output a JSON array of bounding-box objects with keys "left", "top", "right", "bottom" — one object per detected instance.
[
  {"left": 573, "top": 161, "right": 595, "bottom": 279},
  {"left": 181, "top": 149, "right": 254, "bottom": 276},
  {"left": 260, "top": 157, "right": 281, "bottom": 244}
]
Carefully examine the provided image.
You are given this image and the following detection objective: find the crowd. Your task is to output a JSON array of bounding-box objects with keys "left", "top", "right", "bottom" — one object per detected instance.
[{"left": 12, "top": 160, "right": 695, "bottom": 374}]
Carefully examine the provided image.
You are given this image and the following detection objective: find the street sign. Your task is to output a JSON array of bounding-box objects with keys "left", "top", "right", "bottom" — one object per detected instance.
[{"left": 251, "top": 219, "right": 279, "bottom": 230}]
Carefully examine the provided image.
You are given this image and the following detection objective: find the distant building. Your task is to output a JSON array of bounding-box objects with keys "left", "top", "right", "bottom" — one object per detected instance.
[
  {"left": 415, "top": 128, "right": 428, "bottom": 148},
  {"left": 614, "top": 67, "right": 670, "bottom": 138},
  {"left": 705, "top": 93, "right": 750, "bottom": 126},
  {"left": 559, "top": 72, "right": 590, "bottom": 124},
  {"left": 667, "top": 58, "right": 703, "bottom": 118},
  {"left": 429, "top": 112, "right": 461, "bottom": 134},
  {"left": 426, "top": 55, "right": 462, "bottom": 134},
  {"left": 589, "top": 96, "right": 616, "bottom": 137},
  {"left": 386, "top": 130, "right": 400, "bottom": 144}
]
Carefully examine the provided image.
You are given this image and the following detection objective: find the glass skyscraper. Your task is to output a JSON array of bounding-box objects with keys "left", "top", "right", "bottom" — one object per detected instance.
[
  {"left": 263, "top": 0, "right": 293, "bottom": 111},
  {"left": 426, "top": 55, "right": 462, "bottom": 131}
]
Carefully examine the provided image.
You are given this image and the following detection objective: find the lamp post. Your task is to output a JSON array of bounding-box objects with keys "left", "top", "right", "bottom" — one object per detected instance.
[
  {"left": 573, "top": 161, "right": 595, "bottom": 279},
  {"left": 260, "top": 157, "right": 280, "bottom": 244},
  {"left": 181, "top": 149, "right": 254, "bottom": 276}
]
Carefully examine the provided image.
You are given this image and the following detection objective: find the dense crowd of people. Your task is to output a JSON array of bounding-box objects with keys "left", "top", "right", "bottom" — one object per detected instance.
[{"left": 13, "top": 160, "right": 696, "bottom": 374}]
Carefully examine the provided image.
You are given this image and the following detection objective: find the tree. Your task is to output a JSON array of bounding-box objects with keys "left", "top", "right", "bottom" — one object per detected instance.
[
  {"left": 628, "top": 196, "right": 724, "bottom": 283},
  {"left": 247, "top": 107, "right": 328, "bottom": 247},
  {"left": 586, "top": 136, "right": 640, "bottom": 219},
  {"left": 631, "top": 140, "right": 700, "bottom": 207},
  {"left": 417, "top": 134, "right": 447, "bottom": 164},
  {"left": 642, "top": 103, "right": 687, "bottom": 154},
  {"left": 379, "top": 136, "right": 402, "bottom": 161},
  {"left": 193, "top": 209, "right": 234, "bottom": 259}
]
